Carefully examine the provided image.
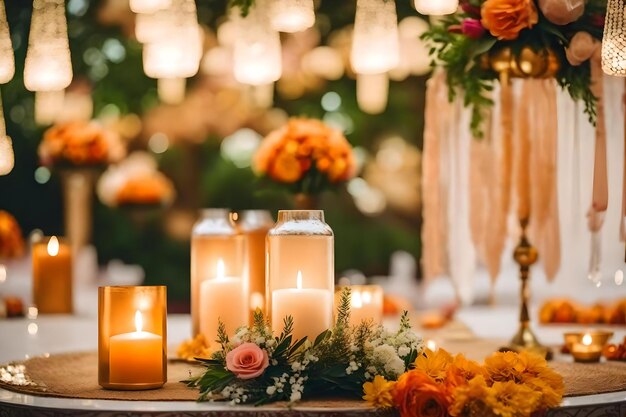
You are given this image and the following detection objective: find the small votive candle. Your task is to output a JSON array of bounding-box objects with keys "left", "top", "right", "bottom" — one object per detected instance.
[
  {"left": 32, "top": 236, "right": 72, "bottom": 314},
  {"left": 570, "top": 332, "right": 611, "bottom": 363},
  {"left": 335, "top": 285, "right": 383, "bottom": 327},
  {"left": 98, "top": 286, "right": 167, "bottom": 390}
]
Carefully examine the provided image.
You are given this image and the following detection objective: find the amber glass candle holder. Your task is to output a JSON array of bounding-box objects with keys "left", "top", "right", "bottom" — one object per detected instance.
[
  {"left": 32, "top": 236, "right": 73, "bottom": 314},
  {"left": 267, "top": 210, "right": 334, "bottom": 342},
  {"left": 335, "top": 284, "right": 383, "bottom": 327},
  {"left": 191, "top": 209, "right": 248, "bottom": 341},
  {"left": 98, "top": 286, "right": 167, "bottom": 390},
  {"left": 239, "top": 210, "right": 274, "bottom": 322}
]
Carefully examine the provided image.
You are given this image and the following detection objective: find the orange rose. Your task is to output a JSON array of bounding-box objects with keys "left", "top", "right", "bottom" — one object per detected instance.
[
  {"left": 481, "top": 0, "right": 538, "bottom": 40},
  {"left": 393, "top": 370, "right": 452, "bottom": 417}
]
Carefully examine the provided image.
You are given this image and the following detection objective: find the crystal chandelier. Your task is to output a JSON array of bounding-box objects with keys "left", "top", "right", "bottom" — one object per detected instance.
[
  {"left": 269, "top": 0, "right": 315, "bottom": 33},
  {"left": 413, "top": 0, "right": 459, "bottom": 15},
  {"left": 601, "top": 0, "right": 626, "bottom": 76},
  {"left": 351, "top": 0, "right": 399, "bottom": 75},
  {"left": 232, "top": 0, "right": 283, "bottom": 86},
  {"left": 24, "top": 0, "right": 72, "bottom": 125},
  {"left": 357, "top": 73, "right": 388, "bottom": 114}
]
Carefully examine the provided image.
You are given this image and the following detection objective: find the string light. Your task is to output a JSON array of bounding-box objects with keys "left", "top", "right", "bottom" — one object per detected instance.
[
  {"left": 269, "top": 0, "right": 315, "bottom": 33},
  {"left": 413, "top": 0, "right": 459, "bottom": 15},
  {"left": 351, "top": 0, "right": 399, "bottom": 75},
  {"left": 601, "top": 0, "right": 626, "bottom": 76},
  {"left": 0, "top": 0, "right": 14, "bottom": 84},
  {"left": 357, "top": 73, "right": 388, "bottom": 114},
  {"left": 232, "top": 0, "right": 282, "bottom": 85}
]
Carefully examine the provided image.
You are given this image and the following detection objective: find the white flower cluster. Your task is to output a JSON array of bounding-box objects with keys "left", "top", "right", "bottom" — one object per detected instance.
[
  {"left": 265, "top": 371, "right": 309, "bottom": 402},
  {"left": 221, "top": 385, "right": 249, "bottom": 405},
  {"left": 363, "top": 325, "right": 423, "bottom": 380},
  {"left": 231, "top": 326, "right": 276, "bottom": 355}
]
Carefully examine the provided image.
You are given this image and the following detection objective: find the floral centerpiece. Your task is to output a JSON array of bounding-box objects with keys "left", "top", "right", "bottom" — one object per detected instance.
[
  {"left": 0, "top": 211, "right": 24, "bottom": 260},
  {"left": 39, "top": 121, "right": 126, "bottom": 168},
  {"left": 423, "top": 0, "right": 605, "bottom": 135},
  {"left": 253, "top": 118, "right": 357, "bottom": 208},
  {"left": 364, "top": 348, "right": 564, "bottom": 417},
  {"left": 186, "top": 289, "right": 422, "bottom": 404}
]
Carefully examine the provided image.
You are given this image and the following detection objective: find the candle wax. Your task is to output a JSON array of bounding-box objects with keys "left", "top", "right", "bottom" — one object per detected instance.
[
  {"left": 32, "top": 238, "right": 72, "bottom": 314},
  {"left": 109, "top": 331, "right": 163, "bottom": 384},
  {"left": 272, "top": 288, "right": 332, "bottom": 342},
  {"left": 200, "top": 277, "right": 246, "bottom": 342}
]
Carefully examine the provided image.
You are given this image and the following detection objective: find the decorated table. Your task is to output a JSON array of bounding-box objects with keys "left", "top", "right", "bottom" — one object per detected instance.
[{"left": 0, "top": 309, "right": 625, "bottom": 417}]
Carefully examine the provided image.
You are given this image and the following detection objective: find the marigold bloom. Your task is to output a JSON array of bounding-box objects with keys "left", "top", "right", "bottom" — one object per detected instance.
[
  {"left": 393, "top": 370, "right": 451, "bottom": 417},
  {"left": 362, "top": 375, "right": 395, "bottom": 409},
  {"left": 413, "top": 348, "right": 453, "bottom": 383},
  {"left": 481, "top": 0, "right": 538, "bottom": 40}
]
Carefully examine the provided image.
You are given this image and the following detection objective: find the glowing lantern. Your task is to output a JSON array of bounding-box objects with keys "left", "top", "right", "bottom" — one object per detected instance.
[
  {"left": 0, "top": 135, "right": 13, "bottom": 176},
  {"left": 414, "top": 0, "right": 459, "bottom": 16},
  {"left": 232, "top": 0, "right": 282, "bottom": 86},
  {"left": 0, "top": 0, "right": 14, "bottom": 84},
  {"left": 24, "top": 0, "right": 72, "bottom": 92},
  {"left": 357, "top": 73, "right": 388, "bottom": 114},
  {"left": 351, "top": 0, "right": 399, "bottom": 75},
  {"left": 269, "top": 0, "right": 315, "bottom": 33},
  {"left": 130, "top": 0, "right": 171, "bottom": 14},
  {"left": 601, "top": 0, "right": 626, "bottom": 76}
]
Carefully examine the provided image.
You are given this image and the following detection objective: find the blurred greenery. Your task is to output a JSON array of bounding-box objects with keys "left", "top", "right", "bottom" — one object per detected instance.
[{"left": 0, "top": 0, "right": 426, "bottom": 309}]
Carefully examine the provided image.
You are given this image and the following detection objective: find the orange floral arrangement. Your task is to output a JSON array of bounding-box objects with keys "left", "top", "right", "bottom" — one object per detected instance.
[
  {"left": 540, "top": 298, "right": 626, "bottom": 325},
  {"left": 253, "top": 118, "right": 357, "bottom": 194},
  {"left": 39, "top": 121, "right": 126, "bottom": 167},
  {"left": 115, "top": 175, "right": 175, "bottom": 207},
  {"left": 480, "top": 0, "right": 538, "bottom": 40},
  {"left": 0, "top": 211, "right": 24, "bottom": 259},
  {"left": 363, "top": 349, "right": 564, "bottom": 417}
]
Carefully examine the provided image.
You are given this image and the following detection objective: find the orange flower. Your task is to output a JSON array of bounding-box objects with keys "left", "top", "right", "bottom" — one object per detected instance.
[
  {"left": 116, "top": 175, "right": 175, "bottom": 206},
  {"left": 0, "top": 211, "right": 24, "bottom": 259},
  {"left": 484, "top": 351, "right": 526, "bottom": 383},
  {"left": 253, "top": 118, "right": 356, "bottom": 187},
  {"left": 481, "top": 0, "right": 538, "bottom": 40},
  {"left": 413, "top": 348, "right": 453, "bottom": 383},
  {"left": 446, "top": 354, "right": 486, "bottom": 390},
  {"left": 393, "top": 370, "right": 452, "bottom": 417}
]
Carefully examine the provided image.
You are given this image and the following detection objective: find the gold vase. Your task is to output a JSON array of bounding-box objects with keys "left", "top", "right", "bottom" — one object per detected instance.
[{"left": 488, "top": 46, "right": 560, "bottom": 79}]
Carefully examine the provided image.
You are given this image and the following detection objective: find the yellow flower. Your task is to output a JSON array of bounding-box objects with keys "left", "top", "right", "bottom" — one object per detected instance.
[
  {"left": 363, "top": 375, "right": 396, "bottom": 409},
  {"left": 484, "top": 351, "right": 526, "bottom": 383},
  {"left": 484, "top": 380, "right": 542, "bottom": 417},
  {"left": 413, "top": 348, "right": 453, "bottom": 383},
  {"left": 177, "top": 334, "right": 212, "bottom": 361},
  {"left": 449, "top": 375, "right": 493, "bottom": 417}
]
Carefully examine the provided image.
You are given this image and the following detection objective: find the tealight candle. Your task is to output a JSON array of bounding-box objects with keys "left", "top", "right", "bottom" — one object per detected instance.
[
  {"left": 272, "top": 271, "right": 332, "bottom": 341},
  {"left": 199, "top": 259, "right": 247, "bottom": 342},
  {"left": 32, "top": 236, "right": 72, "bottom": 314},
  {"left": 571, "top": 333, "right": 603, "bottom": 362},
  {"left": 98, "top": 286, "right": 167, "bottom": 390}
]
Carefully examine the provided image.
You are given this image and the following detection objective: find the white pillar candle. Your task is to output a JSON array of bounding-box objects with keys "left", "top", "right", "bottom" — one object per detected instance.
[
  {"left": 272, "top": 271, "right": 332, "bottom": 341},
  {"left": 200, "top": 259, "right": 247, "bottom": 343}
]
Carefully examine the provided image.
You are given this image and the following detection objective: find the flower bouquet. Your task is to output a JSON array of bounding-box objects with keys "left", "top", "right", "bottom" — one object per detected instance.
[
  {"left": 186, "top": 288, "right": 422, "bottom": 404},
  {"left": 253, "top": 118, "right": 357, "bottom": 208},
  {"left": 423, "top": 0, "right": 605, "bottom": 135}
]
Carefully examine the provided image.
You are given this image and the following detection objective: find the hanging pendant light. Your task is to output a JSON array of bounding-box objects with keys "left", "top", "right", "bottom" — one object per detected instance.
[
  {"left": 351, "top": 0, "right": 399, "bottom": 75},
  {"left": 414, "top": 0, "right": 458, "bottom": 16},
  {"left": 135, "top": 12, "right": 162, "bottom": 44},
  {"left": 0, "top": 90, "right": 13, "bottom": 176},
  {"left": 232, "top": 0, "right": 282, "bottom": 86},
  {"left": 601, "top": 0, "right": 626, "bottom": 76},
  {"left": 130, "top": 0, "right": 171, "bottom": 14},
  {"left": 0, "top": 0, "right": 14, "bottom": 84},
  {"left": 34, "top": 90, "right": 65, "bottom": 125},
  {"left": 357, "top": 72, "right": 388, "bottom": 114},
  {"left": 24, "top": 0, "right": 72, "bottom": 92},
  {"left": 269, "top": 0, "right": 315, "bottom": 33}
]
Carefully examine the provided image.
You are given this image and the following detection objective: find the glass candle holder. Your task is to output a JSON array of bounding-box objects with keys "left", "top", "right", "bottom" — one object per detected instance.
[
  {"left": 191, "top": 209, "right": 248, "bottom": 342},
  {"left": 98, "top": 286, "right": 167, "bottom": 390},
  {"left": 267, "top": 210, "right": 334, "bottom": 341},
  {"left": 32, "top": 236, "right": 72, "bottom": 314},
  {"left": 335, "top": 284, "right": 383, "bottom": 327},
  {"left": 239, "top": 210, "right": 274, "bottom": 322}
]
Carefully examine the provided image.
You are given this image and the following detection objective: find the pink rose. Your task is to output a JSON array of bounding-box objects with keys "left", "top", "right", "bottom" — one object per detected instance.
[
  {"left": 538, "top": 0, "right": 584, "bottom": 25},
  {"left": 462, "top": 18, "right": 485, "bottom": 39},
  {"left": 225, "top": 343, "right": 269, "bottom": 380},
  {"left": 566, "top": 31, "right": 599, "bottom": 66}
]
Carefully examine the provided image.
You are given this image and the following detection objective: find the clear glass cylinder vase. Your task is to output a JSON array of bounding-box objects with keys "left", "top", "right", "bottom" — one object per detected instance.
[
  {"left": 191, "top": 209, "right": 247, "bottom": 342},
  {"left": 267, "top": 210, "right": 334, "bottom": 341},
  {"left": 98, "top": 285, "right": 167, "bottom": 390},
  {"left": 239, "top": 210, "right": 274, "bottom": 322}
]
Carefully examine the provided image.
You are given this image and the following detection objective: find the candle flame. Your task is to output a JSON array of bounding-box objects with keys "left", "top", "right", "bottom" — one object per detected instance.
[
  {"left": 352, "top": 291, "right": 363, "bottom": 308},
  {"left": 426, "top": 339, "right": 438, "bottom": 351},
  {"left": 296, "top": 270, "right": 302, "bottom": 289},
  {"left": 47, "top": 236, "right": 59, "bottom": 256},
  {"left": 362, "top": 291, "right": 372, "bottom": 304},
  {"left": 582, "top": 334, "right": 592, "bottom": 346},
  {"left": 135, "top": 310, "right": 143, "bottom": 333},
  {"left": 217, "top": 259, "right": 225, "bottom": 280}
]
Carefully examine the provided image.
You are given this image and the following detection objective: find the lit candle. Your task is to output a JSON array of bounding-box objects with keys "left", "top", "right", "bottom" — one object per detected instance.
[
  {"left": 571, "top": 333, "right": 603, "bottom": 363},
  {"left": 32, "top": 236, "right": 72, "bottom": 314},
  {"left": 342, "top": 285, "right": 383, "bottom": 326},
  {"left": 109, "top": 310, "right": 163, "bottom": 384},
  {"left": 199, "top": 259, "right": 247, "bottom": 342},
  {"left": 272, "top": 271, "right": 332, "bottom": 341}
]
